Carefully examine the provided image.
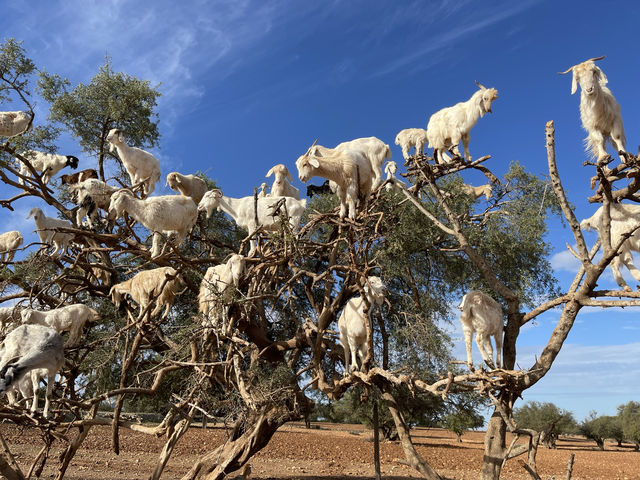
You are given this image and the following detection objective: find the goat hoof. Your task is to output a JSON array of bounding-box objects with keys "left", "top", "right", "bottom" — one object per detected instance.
[{"left": 596, "top": 155, "right": 612, "bottom": 167}]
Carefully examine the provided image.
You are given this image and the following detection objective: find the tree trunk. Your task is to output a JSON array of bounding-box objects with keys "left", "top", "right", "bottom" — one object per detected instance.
[
  {"left": 373, "top": 399, "right": 381, "bottom": 480},
  {"left": 381, "top": 387, "right": 442, "bottom": 480},
  {"left": 0, "top": 454, "right": 24, "bottom": 480},
  {"left": 481, "top": 410, "right": 507, "bottom": 480},
  {"left": 150, "top": 407, "right": 195, "bottom": 480},
  {"left": 181, "top": 404, "right": 298, "bottom": 480},
  {"left": 56, "top": 405, "right": 99, "bottom": 480}
]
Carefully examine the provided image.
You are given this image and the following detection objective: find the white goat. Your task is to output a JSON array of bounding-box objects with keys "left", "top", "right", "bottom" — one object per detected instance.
[
  {"left": 296, "top": 143, "right": 372, "bottom": 220},
  {"left": 69, "top": 179, "right": 119, "bottom": 228},
  {"left": 0, "top": 306, "right": 22, "bottom": 336},
  {"left": 0, "top": 231, "right": 23, "bottom": 263},
  {"left": 395, "top": 128, "right": 428, "bottom": 159},
  {"left": 258, "top": 183, "right": 269, "bottom": 197},
  {"left": 198, "top": 190, "right": 306, "bottom": 253},
  {"left": 26, "top": 207, "right": 74, "bottom": 256},
  {"left": 311, "top": 137, "right": 390, "bottom": 191},
  {"left": 0, "top": 111, "right": 32, "bottom": 137},
  {"left": 108, "top": 190, "right": 198, "bottom": 258},
  {"left": 458, "top": 290, "right": 503, "bottom": 369},
  {"left": 17, "top": 150, "right": 79, "bottom": 184},
  {"left": 265, "top": 164, "right": 300, "bottom": 199},
  {"left": 338, "top": 276, "right": 385, "bottom": 374},
  {"left": 427, "top": 82, "right": 498, "bottom": 164},
  {"left": 0, "top": 324, "right": 64, "bottom": 417},
  {"left": 383, "top": 161, "right": 401, "bottom": 192},
  {"left": 580, "top": 203, "right": 640, "bottom": 291},
  {"left": 106, "top": 128, "right": 161, "bottom": 197},
  {"left": 21, "top": 304, "right": 100, "bottom": 346},
  {"left": 461, "top": 183, "right": 493, "bottom": 201},
  {"left": 198, "top": 254, "right": 246, "bottom": 330},
  {"left": 166, "top": 172, "right": 208, "bottom": 204},
  {"left": 110, "top": 266, "right": 184, "bottom": 318},
  {"left": 560, "top": 56, "right": 626, "bottom": 164}
]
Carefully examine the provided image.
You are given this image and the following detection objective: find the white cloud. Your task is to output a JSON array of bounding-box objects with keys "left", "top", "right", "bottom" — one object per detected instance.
[
  {"left": 550, "top": 249, "right": 581, "bottom": 272},
  {"left": 516, "top": 342, "right": 640, "bottom": 420}
]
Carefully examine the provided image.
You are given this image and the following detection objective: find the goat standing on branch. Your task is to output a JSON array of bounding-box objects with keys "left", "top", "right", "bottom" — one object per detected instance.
[
  {"left": 580, "top": 203, "right": 640, "bottom": 291},
  {"left": 338, "top": 276, "right": 385, "bottom": 374},
  {"left": 108, "top": 190, "right": 198, "bottom": 258},
  {"left": 0, "top": 111, "right": 32, "bottom": 138},
  {"left": 166, "top": 172, "right": 208, "bottom": 204},
  {"left": 17, "top": 150, "right": 79, "bottom": 185},
  {"left": 265, "top": 164, "right": 300, "bottom": 199},
  {"left": 198, "top": 254, "right": 246, "bottom": 332},
  {"left": 560, "top": 56, "right": 627, "bottom": 165},
  {"left": 458, "top": 290, "right": 503, "bottom": 369},
  {"left": 110, "top": 266, "right": 184, "bottom": 319},
  {"left": 0, "top": 324, "right": 64, "bottom": 418},
  {"left": 106, "top": 128, "right": 161, "bottom": 197},
  {"left": 296, "top": 141, "right": 372, "bottom": 220},
  {"left": 197, "top": 189, "right": 306, "bottom": 253},
  {"left": 426, "top": 81, "right": 498, "bottom": 164}
]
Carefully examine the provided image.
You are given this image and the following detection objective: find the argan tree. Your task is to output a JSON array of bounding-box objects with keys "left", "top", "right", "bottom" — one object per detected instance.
[{"left": 1, "top": 38, "right": 638, "bottom": 480}]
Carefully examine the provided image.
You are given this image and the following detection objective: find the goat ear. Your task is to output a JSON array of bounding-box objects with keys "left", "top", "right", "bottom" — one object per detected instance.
[
  {"left": 285, "top": 169, "right": 292, "bottom": 182},
  {"left": 571, "top": 70, "right": 578, "bottom": 95},
  {"left": 309, "top": 157, "right": 320, "bottom": 169},
  {"left": 266, "top": 167, "right": 274, "bottom": 178},
  {"left": 595, "top": 66, "right": 608, "bottom": 85}
]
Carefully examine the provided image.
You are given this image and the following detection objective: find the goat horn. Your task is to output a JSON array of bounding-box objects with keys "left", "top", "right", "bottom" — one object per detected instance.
[
  {"left": 559, "top": 56, "right": 606, "bottom": 74},
  {"left": 475, "top": 80, "right": 486, "bottom": 89},
  {"left": 304, "top": 138, "right": 319, "bottom": 157}
]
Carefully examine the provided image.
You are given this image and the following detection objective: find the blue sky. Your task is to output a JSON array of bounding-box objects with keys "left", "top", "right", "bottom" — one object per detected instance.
[{"left": 2, "top": 0, "right": 640, "bottom": 422}]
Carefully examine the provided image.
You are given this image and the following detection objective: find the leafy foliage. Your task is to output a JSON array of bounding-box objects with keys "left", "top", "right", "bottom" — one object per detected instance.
[
  {"left": 514, "top": 401, "right": 578, "bottom": 435},
  {"left": 579, "top": 412, "right": 623, "bottom": 450},
  {"left": 38, "top": 56, "right": 161, "bottom": 180}
]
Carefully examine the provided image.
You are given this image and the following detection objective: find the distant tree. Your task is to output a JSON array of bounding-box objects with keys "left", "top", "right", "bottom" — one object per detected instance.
[
  {"left": 37, "top": 56, "right": 161, "bottom": 181},
  {"left": 618, "top": 401, "right": 640, "bottom": 450},
  {"left": 316, "top": 385, "right": 446, "bottom": 440},
  {"left": 514, "top": 401, "right": 577, "bottom": 448},
  {"left": 440, "top": 396, "right": 485, "bottom": 442},
  {"left": 580, "top": 413, "right": 623, "bottom": 450}
]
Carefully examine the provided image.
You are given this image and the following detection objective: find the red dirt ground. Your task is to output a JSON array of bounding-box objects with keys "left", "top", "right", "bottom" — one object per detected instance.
[{"left": 2, "top": 422, "right": 639, "bottom": 479}]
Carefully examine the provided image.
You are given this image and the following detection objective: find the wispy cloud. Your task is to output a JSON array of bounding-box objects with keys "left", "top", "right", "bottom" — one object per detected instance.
[
  {"left": 2, "top": 0, "right": 303, "bottom": 132},
  {"left": 371, "top": 0, "right": 541, "bottom": 78}
]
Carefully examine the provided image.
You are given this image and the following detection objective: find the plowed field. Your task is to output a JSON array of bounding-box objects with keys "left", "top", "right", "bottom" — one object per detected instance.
[{"left": 2, "top": 422, "right": 639, "bottom": 479}]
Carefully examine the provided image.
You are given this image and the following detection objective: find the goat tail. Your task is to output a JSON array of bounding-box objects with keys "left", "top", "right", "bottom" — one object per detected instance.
[
  {"left": 384, "top": 144, "right": 392, "bottom": 160},
  {"left": 0, "top": 362, "right": 25, "bottom": 393}
]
